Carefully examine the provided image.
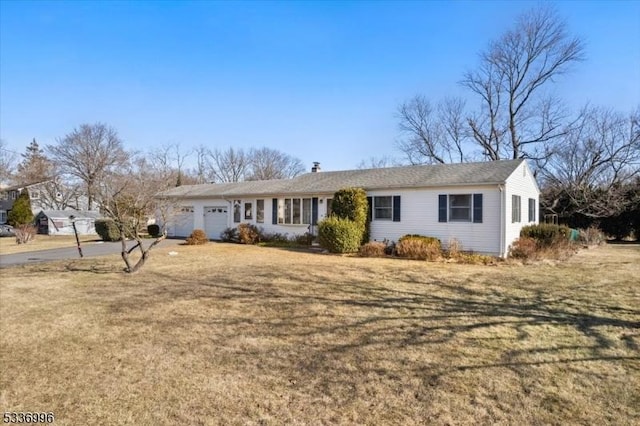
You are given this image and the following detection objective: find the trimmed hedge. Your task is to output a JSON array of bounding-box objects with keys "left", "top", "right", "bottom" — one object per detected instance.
[
  {"left": 95, "top": 219, "right": 121, "bottom": 242},
  {"left": 318, "top": 216, "right": 362, "bottom": 253},
  {"left": 396, "top": 234, "right": 442, "bottom": 260},
  {"left": 147, "top": 224, "right": 161, "bottom": 238},
  {"left": 331, "top": 187, "right": 369, "bottom": 244},
  {"left": 520, "top": 224, "right": 570, "bottom": 247}
]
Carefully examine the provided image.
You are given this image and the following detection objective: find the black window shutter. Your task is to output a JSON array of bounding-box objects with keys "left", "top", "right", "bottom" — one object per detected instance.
[
  {"left": 311, "top": 197, "right": 319, "bottom": 225},
  {"left": 366, "top": 197, "right": 372, "bottom": 222},
  {"left": 272, "top": 198, "right": 278, "bottom": 225},
  {"left": 473, "top": 193, "right": 483, "bottom": 223},
  {"left": 438, "top": 194, "right": 447, "bottom": 222},
  {"left": 393, "top": 195, "right": 401, "bottom": 222}
]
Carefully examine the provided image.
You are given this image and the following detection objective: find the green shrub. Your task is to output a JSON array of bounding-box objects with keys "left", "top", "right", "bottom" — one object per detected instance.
[
  {"left": 7, "top": 190, "right": 33, "bottom": 226},
  {"left": 185, "top": 229, "right": 208, "bottom": 245},
  {"left": 331, "top": 187, "right": 368, "bottom": 244},
  {"left": 147, "top": 224, "right": 161, "bottom": 238},
  {"left": 238, "top": 223, "right": 261, "bottom": 245},
  {"left": 331, "top": 188, "right": 368, "bottom": 223},
  {"left": 358, "top": 241, "right": 387, "bottom": 257},
  {"left": 508, "top": 237, "right": 538, "bottom": 259},
  {"left": 318, "top": 216, "right": 362, "bottom": 253},
  {"left": 396, "top": 235, "right": 442, "bottom": 260},
  {"left": 220, "top": 227, "right": 239, "bottom": 243},
  {"left": 95, "top": 219, "right": 121, "bottom": 241},
  {"left": 520, "top": 224, "right": 570, "bottom": 247}
]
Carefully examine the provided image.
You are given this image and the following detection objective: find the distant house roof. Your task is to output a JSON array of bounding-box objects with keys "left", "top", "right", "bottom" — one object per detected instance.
[
  {"left": 0, "top": 179, "right": 52, "bottom": 192},
  {"left": 160, "top": 159, "right": 525, "bottom": 199},
  {"left": 36, "top": 209, "right": 102, "bottom": 220}
]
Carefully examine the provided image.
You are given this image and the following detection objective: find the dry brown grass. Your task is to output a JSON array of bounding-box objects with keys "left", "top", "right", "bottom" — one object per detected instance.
[
  {"left": 0, "top": 235, "right": 99, "bottom": 255},
  {"left": 1, "top": 243, "right": 638, "bottom": 425}
]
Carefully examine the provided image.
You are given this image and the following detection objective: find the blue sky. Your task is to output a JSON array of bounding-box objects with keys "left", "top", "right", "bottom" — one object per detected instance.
[{"left": 1, "top": 0, "right": 639, "bottom": 171}]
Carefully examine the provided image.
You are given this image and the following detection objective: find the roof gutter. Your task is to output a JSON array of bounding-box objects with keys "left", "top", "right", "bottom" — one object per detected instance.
[{"left": 499, "top": 184, "right": 506, "bottom": 257}]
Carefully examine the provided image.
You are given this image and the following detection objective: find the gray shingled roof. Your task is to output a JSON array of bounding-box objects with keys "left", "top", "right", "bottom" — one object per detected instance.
[{"left": 160, "top": 159, "right": 524, "bottom": 198}]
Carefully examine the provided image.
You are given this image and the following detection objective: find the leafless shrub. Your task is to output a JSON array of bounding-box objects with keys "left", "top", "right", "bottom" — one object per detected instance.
[
  {"left": 14, "top": 225, "right": 37, "bottom": 245},
  {"left": 358, "top": 242, "right": 387, "bottom": 258},
  {"left": 185, "top": 229, "right": 208, "bottom": 245},
  {"left": 578, "top": 226, "right": 606, "bottom": 246}
]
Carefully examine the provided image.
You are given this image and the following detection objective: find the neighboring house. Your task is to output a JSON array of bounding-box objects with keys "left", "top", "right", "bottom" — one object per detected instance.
[
  {"left": 0, "top": 180, "right": 50, "bottom": 224},
  {"left": 159, "top": 159, "right": 540, "bottom": 257},
  {"left": 0, "top": 180, "right": 91, "bottom": 224},
  {"left": 35, "top": 209, "right": 101, "bottom": 236}
]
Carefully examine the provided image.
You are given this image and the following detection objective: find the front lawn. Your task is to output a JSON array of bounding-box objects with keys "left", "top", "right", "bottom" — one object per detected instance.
[{"left": 0, "top": 243, "right": 638, "bottom": 425}]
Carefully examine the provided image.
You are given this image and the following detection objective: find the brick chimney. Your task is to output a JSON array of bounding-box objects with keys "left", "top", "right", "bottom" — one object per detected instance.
[{"left": 311, "top": 162, "right": 321, "bottom": 173}]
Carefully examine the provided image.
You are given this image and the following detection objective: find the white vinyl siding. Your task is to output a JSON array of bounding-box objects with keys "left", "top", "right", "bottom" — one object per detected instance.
[
  {"left": 504, "top": 161, "right": 540, "bottom": 256},
  {"left": 368, "top": 186, "right": 500, "bottom": 255}
]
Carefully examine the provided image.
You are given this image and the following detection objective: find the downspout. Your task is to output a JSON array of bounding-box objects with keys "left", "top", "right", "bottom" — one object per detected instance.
[{"left": 499, "top": 184, "right": 505, "bottom": 257}]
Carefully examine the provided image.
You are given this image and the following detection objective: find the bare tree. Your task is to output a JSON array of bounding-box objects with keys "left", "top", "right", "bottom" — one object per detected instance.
[
  {"left": 47, "top": 123, "right": 129, "bottom": 210},
  {"left": 356, "top": 156, "right": 402, "bottom": 169},
  {"left": 193, "top": 145, "right": 210, "bottom": 184},
  {"left": 148, "top": 143, "right": 195, "bottom": 187},
  {"left": 205, "top": 147, "right": 250, "bottom": 183},
  {"left": 540, "top": 106, "right": 640, "bottom": 219},
  {"left": 247, "top": 147, "right": 305, "bottom": 180},
  {"left": 462, "top": 6, "right": 584, "bottom": 160},
  {"left": 97, "top": 156, "right": 180, "bottom": 273},
  {"left": 0, "top": 139, "right": 17, "bottom": 184},
  {"left": 397, "top": 95, "right": 471, "bottom": 164},
  {"left": 36, "top": 179, "right": 84, "bottom": 210}
]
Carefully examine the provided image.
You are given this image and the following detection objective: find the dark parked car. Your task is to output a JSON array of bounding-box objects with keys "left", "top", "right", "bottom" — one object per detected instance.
[{"left": 0, "top": 224, "right": 15, "bottom": 237}]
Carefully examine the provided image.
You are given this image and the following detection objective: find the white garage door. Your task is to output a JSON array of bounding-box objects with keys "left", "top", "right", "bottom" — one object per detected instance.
[
  {"left": 204, "top": 206, "right": 228, "bottom": 240},
  {"left": 173, "top": 206, "right": 194, "bottom": 237}
]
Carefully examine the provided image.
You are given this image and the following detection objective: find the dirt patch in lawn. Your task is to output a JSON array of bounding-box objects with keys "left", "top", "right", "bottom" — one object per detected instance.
[{"left": 1, "top": 243, "right": 638, "bottom": 425}]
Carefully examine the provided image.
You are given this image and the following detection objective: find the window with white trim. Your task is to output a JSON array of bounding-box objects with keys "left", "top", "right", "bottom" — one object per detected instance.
[
  {"left": 528, "top": 198, "right": 536, "bottom": 222},
  {"left": 512, "top": 195, "right": 521, "bottom": 223},
  {"left": 449, "top": 194, "right": 472, "bottom": 221},
  {"left": 244, "top": 202, "right": 252, "bottom": 220},
  {"left": 438, "top": 194, "right": 482, "bottom": 223},
  {"left": 278, "top": 198, "right": 312, "bottom": 224},
  {"left": 373, "top": 196, "right": 392, "bottom": 220},
  {"left": 256, "top": 199, "right": 264, "bottom": 223},
  {"left": 0, "top": 210, "right": 6, "bottom": 224},
  {"left": 233, "top": 200, "right": 241, "bottom": 223}
]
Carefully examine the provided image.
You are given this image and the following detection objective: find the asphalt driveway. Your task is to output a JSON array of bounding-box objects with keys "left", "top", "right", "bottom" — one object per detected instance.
[{"left": 0, "top": 238, "right": 183, "bottom": 268}]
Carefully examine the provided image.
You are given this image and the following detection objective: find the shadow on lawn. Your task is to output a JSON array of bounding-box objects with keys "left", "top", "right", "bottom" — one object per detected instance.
[{"left": 103, "top": 261, "right": 640, "bottom": 384}]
